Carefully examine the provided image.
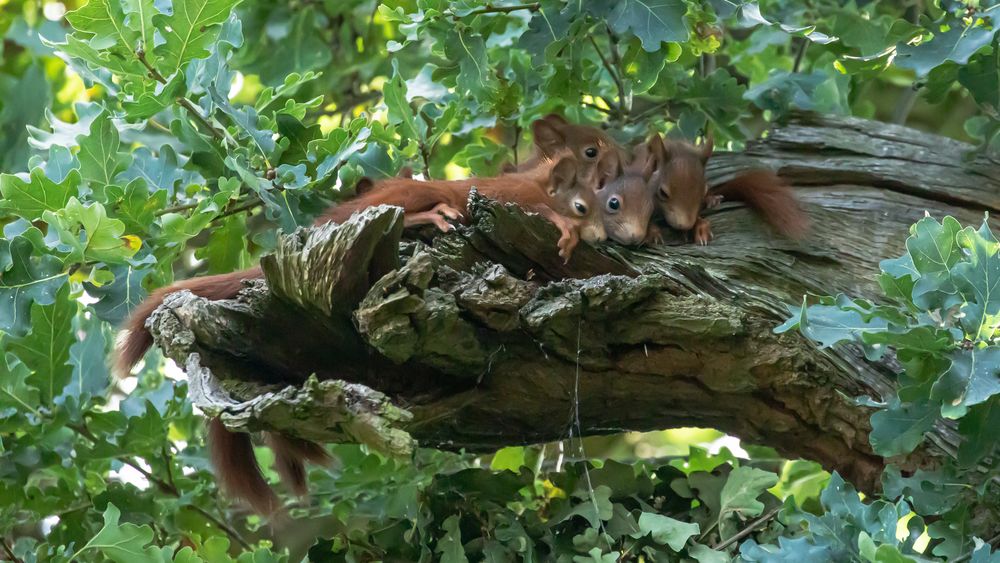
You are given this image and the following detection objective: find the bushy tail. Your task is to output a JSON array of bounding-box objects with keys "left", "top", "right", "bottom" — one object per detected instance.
[
  {"left": 710, "top": 170, "right": 809, "bottom": 239},
  {"left": 207, "top": 417, "right": 280, "bottom": 516},
  {"left": 266, "top": 433, "right": 333, "bottom": 496},
  {"left": 208, "top": 420, "right": 331, "bottom": 514},
  {"left": 316, "top": 180, "right": 462, "bottom": 225},
  {"left": 114, "top": 265, "right": 264, "bottom": 377}
]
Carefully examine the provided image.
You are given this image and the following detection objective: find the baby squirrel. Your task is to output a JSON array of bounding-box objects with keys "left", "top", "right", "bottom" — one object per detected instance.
[
  {"left": 320, "top": 151, "right": 606, "bottom": 262},
  {"left": 114, "top": 115, "right": 623, "bottom": 516},
  {"left": 642, "top": 132, "right": 809, "bottom": 245}
]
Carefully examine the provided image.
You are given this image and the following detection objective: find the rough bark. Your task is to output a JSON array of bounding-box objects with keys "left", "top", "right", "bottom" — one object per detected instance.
[{"left": 147, "top": 113, "right": 999, "bottom": 527}]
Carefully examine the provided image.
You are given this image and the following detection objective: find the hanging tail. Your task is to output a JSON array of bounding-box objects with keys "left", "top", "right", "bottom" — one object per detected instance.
[
  {"left": 710, "top": 169, "right": 809, "bottom": 239},
  {"left": 114, "top": 265, "right": 264, "bottom": 377},
  {"left": 208, "top": 419, "right": 331, "bottom": 515},
  {"left": 207, "top": 417, "right": 281, "bottom": 516}
]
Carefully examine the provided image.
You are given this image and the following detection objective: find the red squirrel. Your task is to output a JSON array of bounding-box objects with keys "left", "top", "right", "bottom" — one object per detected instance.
[
  {"left": 515, "top": 114, "right": 625, "bottom": 185},
  {"left": 645, "top": 133, "right": 809, "bottom": 245},
  {"left": 114, "top": 128, "right": 614, "bottom": 516},
  {"left": 598, "top": 135, "right": 661, "bottom": 246},
  {"left": 319, "top": 152, "right": 606, "bottom": 261}
]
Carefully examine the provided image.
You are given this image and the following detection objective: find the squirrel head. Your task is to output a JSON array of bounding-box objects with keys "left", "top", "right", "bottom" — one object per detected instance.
[
  {"left": 547, "top": 155, "right": 607, "bottom": 243},
  {"left": 597, "top": 137, "right": 661, "bottom": 246},
  {"left": 648, "top": 132, "right": 713, "bottom": 231},
  {"left": 532, "top": 114, "right": 625, "bottom": 188}
]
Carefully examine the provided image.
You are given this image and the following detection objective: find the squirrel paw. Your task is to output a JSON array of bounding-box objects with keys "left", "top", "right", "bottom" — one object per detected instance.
[
  {"left": 430, "top": 214, "right": 455, "bottom": 233},
  {"left": 693, "top": 220, "right": 713, "bottom": 246},
  {"left": 557, "top": 232, "right": 579, "bottom": 264},
  {"left": 644, "top": 224, "right": 665, "bottom": 245},
  {"left": 704, "top": 194, "right": 724, "bottom": 209},
  {"left": 432, "top": 203, "right": 464, "bottom": 221}
]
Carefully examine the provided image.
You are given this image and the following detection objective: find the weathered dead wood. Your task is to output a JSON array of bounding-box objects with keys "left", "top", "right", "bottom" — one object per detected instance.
[{"left": 147, "top": 113, "right": 1000, "bottom": 531}]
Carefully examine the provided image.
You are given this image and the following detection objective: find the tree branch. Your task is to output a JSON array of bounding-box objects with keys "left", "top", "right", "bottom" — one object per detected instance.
[{"left": 146, "top": 113, "right": 1000, "bottom": 538}]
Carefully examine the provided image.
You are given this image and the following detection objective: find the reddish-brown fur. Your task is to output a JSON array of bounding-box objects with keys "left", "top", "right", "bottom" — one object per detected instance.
[
  {"left": 516, "top": 114, "right": 626, "bottom": 185},
  {"left": 207, "top": 417, "right": 279, "bottom": 516},
  {"left": 648, "top": 133, "right": 809, "bottom": 244},
  {"left": 116, "top": 115, "right": 610, "bottom": 516},
  {"left": 319, "top": 160, "right": 566, "bottom": 225},
  {"left": 711, "top": 169, "right": 809, "bottom": 239}
]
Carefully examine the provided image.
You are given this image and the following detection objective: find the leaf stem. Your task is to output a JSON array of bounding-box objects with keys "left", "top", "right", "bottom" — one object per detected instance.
[
  {"left": 791, "top": 37, "right": 808, "bottom": 73},
  {"left": 135, "top": 48, "right": 227, "bottom": 142},
  {"left": 454, "top": 2, "right": 540, "bottom": 17},
  {"left": 712, "top": 505, "right": 783, "bottom": 551},
  {"left": 588, "top": 34, "right": 627, "bottom": 116}
]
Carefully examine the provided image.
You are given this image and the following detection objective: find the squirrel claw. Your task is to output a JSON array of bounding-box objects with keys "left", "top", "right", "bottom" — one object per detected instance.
[
  {"left": 704, "top": 194, "right": 724, "bottom": 209},
  {"left": 692, "top": 218, "right": 713, "bottom": 246}
]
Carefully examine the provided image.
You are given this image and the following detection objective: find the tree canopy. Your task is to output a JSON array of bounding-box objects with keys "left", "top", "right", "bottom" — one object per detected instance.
[{"left": 2, "top": 0, "right": 1000, "bottom": 561}]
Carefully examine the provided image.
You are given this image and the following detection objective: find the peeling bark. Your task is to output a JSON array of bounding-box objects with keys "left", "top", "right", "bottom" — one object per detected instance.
[{"left": 147, "top": 113, "right": 1000, "bottom": 530}]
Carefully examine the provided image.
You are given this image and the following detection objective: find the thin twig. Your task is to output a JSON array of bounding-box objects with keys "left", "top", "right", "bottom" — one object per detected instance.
[
  {"left": 605, "top": 24, "right": 630, "bottom": 115},
  {"left": 452, "top": 2, "right": 540, "bottom": 17},
  {"left": 136, "top": 49, "right": 227, "bottom": 142},
  {"left": 68, "top": 423, "right": 252, "bottom": 550},
  {"left": 1, "top": 538, "right": 23, "bottom": 563},
  {"left": 155, "top": 202, "right": 200, "bottom": 216},
  {"left": 955, "top": 531, "right": 1000, "bottom": 563},
  {"left": 175, "top": 97, "right": 227, "bottom": 141},
  {"left": 581, "top": 101, "right": 614, "bottom": 115},
  {"left": 792, "top": 37, "right": 808, "bottom": 73},
  {"left": 588, "top": 35, "right": 627, "bottom": 116},
  {"left": 712, "top": 505, "right": 783, "bottom": 551}
]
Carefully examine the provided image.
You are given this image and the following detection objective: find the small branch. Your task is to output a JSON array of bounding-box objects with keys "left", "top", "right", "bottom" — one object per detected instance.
[
  {"left": 155, "top": 202, "right": 200, "bottom": 216},
  {"left": 581, "top": 101, "right": 615, "bottom": 115},
  {"left": 955, "top": 530, "right": 1000, "bottom": 563},
  {"left": 588, "top": 34, "right": 628, "bottom": 117},
  {"left": 712, "top": 505, "right": 783, "bottom": 551},
  {"left": 605, "top": 24, "right": 630, "bottom": 115},
  {"left": 701, "top": 54, "right": 717, "bottom": 77},
  {"left": 513, "top": 122, "right": 521, "bottom": 167},
  {"left": 0, "top": 538, "right": 23, "bottom": 563},
  {"left": 68, "top": 423, "right": 251, "bottom": 551},
  {"left": 175, "top": 97, "right": 227, "bottom": 142},
  {"left": 219, "top": 195, "right": 263, "bottom": 219},
  {"left": 792, "top": 37, "right": 808, "bottom": 73},
  {"left": 187, "top": 505, "right": 253, "bottom": 551},
  {"left": 453, "top": 2, "right": 540, "bottom": 17},
  {"left": 136, "top": 48, "right": 228, "bottom": 142}
]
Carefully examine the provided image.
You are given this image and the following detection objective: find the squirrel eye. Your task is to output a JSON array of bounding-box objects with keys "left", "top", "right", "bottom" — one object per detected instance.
[
  {"left": 573, "top": 202, "right": 588, "bottom": 216},
  {"left": 607, "top": 197, "right": 621, "bottom": 212},
  {"left": 584, "top": 147, "right": 599, "bottom": 159}
]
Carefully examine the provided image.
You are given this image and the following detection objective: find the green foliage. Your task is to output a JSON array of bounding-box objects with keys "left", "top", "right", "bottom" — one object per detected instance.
[
  {"left": 3, "top": 0, "right": 1000, "bottom": 559},
  {"left": 778, "top": 215, "right": 1000, "bottom": 560}
]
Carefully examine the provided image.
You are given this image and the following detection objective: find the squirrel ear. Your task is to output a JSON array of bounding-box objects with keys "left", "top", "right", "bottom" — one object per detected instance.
[
  {"left": 355, "top": 176, "right": 375, "bottom": 194},
  {"left": 700, "top": 130, "right": 714, "bottom": 163},
  {"left": 398, "top": 166, "right": 413, "bottom": 179},
  {"left": 541, "top": 113, "right": 569, "bottom": 126},
  {"left": 501, "top": 161, "right": 518, "bottom": 174},
  {"left": 595, "top": 152, "right": 621, "bottom": 189},
  {"left": 645, "top": 134, "right": 667, "bottom": 178},
  {"left": 548, "top": 157, "right": 577, "bottom": 196},
  {"left": 532, "top": 115, "right": 568, "bottom": 154}
]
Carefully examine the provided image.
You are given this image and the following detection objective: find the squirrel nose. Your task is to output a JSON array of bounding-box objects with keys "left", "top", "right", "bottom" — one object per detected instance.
[{"left": 665, "top": 209, "right": 697, "bottom": 231}]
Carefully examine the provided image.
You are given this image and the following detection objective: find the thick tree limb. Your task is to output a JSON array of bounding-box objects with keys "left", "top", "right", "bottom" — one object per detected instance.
[{"left": 148, "top": 113, "right": 999, "bottom": 530}]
